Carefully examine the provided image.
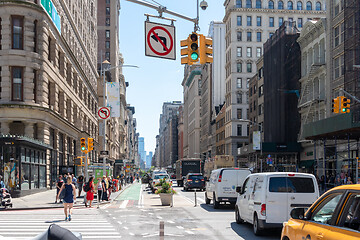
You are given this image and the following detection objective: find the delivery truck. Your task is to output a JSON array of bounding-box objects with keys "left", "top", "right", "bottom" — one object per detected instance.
[{"left": 176, "top": 158, "right": 202, "bottom": 187}]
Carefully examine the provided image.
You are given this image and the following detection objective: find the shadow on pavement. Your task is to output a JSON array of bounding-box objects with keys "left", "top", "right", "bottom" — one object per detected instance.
[
  {"left": 230, "top": 222, "right": 281, "bottom": 240},
  {"left": 199, "top": 203, "right": 235, "bottom": 212},
  {"left": 45, "top": 220, "right": 66, "bottom": 223}
]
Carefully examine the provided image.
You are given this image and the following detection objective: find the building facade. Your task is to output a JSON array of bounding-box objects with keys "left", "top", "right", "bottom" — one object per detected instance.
[
  {"left": 223, "top": 0, "right": 326, "bottom": 164},
  {"left": 0, "top": 0, "right": 98, "bottom": 196}
]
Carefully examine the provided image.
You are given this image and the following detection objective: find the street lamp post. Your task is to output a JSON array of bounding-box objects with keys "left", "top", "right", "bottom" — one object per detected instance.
[
  {"left": 100, "top": 60, "right": 139, "bottom": 177},
  {"left": 239, "top": 119, "right": 263, "bottom": 172}
]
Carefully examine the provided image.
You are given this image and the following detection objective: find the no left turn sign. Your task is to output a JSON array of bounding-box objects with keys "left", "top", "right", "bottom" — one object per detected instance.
[
  {"left": 145, "top": 21, "right": 176, "bottom": 60},
  {"left": 98, "top": 107, "right": 111, "bottom": 120}
]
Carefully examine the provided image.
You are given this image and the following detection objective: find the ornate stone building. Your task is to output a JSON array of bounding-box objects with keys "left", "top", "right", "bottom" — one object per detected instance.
[{"left": 0, "top": 0, "right": 98, "bottom": 196}]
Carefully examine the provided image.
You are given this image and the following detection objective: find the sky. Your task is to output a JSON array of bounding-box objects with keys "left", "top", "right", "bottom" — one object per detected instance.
[{"left": 119, "top": 0, "right": 225, "bottom": 153}]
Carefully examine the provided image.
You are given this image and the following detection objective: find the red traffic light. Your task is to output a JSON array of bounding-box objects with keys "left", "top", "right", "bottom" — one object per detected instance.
[{"left": 190, "top": 33, "right": 198, "bottom": 41}]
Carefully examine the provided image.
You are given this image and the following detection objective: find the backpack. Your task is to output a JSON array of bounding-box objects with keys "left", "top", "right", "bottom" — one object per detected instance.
[{"left": 83, "top": 182, "right": 90, "bottom": 192}]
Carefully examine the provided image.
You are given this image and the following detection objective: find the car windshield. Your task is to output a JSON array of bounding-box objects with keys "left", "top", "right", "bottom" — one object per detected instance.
[
  {"left": 155, "top": 175, "right": 168, "bottom": 179},
  {"left": 189, "top": 175, "right": 203, "bottom": 180}
]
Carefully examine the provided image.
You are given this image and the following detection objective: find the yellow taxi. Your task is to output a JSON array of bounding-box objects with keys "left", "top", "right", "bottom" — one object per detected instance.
[{"left": 281, "top": 184, "right": 360, "bottom": 240}]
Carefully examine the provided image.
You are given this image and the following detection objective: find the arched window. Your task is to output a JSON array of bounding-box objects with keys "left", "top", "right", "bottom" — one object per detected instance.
[
  {"left": 278, "top": 0, "right": 284, "bottom": 9},
  {"left": 268, "top": 0, "right": 274, "bottom": 9},
  {"left": 315, "top": 1, "right": 321, "bottom": 10},
  {"left": 256, "top": 0, "right": 261, "bottom": 8},
  {"left": 288, "top": 1, "right": 293, "bottom": 10},
  {"left": 297, "top": 1, "right": 303, "bottom": 10},
  {"left": 306, "top": 1, "right": 312, "bottom": 10},
  {"left": 236, "top": 0, "right": 242, "bottom": 8},
  {"left": 246, "top": 0, "right": 252, "bottom": 8}
]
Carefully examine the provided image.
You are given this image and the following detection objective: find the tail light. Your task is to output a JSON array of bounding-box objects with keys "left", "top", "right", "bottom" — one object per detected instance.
[
  {"left": 153, "top": 181, "right": 155, "bottom": 185},
  {"left": 288, "top": 174, "right": 295, "bottom": 177},
  {"left": 201, "top": 179, "right": 204, "bottom": 181},
  {"left": 218, "top": 172, "right": 223, "bottom": 182},
  {"left": 187, "top": 179, "right": 192, "bottom": 182},
  {"left": 261, "top": 204, "right": 266, "bottom": 216}
]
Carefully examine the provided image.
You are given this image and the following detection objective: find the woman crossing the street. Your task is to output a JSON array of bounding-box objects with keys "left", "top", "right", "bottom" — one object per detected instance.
[
  {"left": 85, "top": 177, "right": 95, "bottom": 207},
  {"left": 57, "top": 176, "right": 76, "bottom": 221}
]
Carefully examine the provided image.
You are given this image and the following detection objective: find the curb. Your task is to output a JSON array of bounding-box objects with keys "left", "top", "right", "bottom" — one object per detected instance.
[{"left": 0, "top": 184, "right": 133, "bottom": 211}]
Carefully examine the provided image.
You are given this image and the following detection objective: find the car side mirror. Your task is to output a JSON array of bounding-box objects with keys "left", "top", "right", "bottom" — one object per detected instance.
[
  {"left": 236, "top": 186, "right": 242, "bottom": 193},
  {"left": 290, "top": 208, "right": 305, "bottom": 220}
]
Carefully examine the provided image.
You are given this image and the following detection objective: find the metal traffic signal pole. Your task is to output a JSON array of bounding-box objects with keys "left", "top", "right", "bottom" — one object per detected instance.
[{"left": 85, "top": 151, "right": 89, "bottom": 181}]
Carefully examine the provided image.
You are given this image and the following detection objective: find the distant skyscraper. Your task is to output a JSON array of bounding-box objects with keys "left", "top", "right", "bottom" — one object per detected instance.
[
  {"left": 138, "top": 137, "right": 146, "bottom": 169},
  {"left": 146, "top": 152, "right": 153, "bottom": 169}
]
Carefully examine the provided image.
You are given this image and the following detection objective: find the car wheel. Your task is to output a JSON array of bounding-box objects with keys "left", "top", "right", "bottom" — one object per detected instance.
[
  {"left": 213, "top": 193, "right": 219, "bottom": 209},
  {"left": 235, "top": 207, "right": 244, "bottom": 224},
  {"left": 253, "top": 214, "right": 263, "bottom": 236},
  {"left": 205, "top": 192, "right": 211, "bottom": 204}
]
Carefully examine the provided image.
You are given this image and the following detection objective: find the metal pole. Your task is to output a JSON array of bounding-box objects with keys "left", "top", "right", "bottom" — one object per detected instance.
[
  {"left": 323, "top": 139, "right": 326, "bottom": 191},
  {"left": 194, "top": 189, "right": 197, "bottom": 207},
  {"left": 356, "top": 139, "right": 359, "bottom": 184},
  {"left": 348, "top": 134, "right": 351, "bottom": 176},
  {"left": 85, "top": 153, "right": 89, "bottom": 182},
  {"left": 103, "top": 66, "right": 107, "bottom": 177}
]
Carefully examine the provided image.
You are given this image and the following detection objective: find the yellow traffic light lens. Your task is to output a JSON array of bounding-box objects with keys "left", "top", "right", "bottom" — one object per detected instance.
[{"left": 191, "top": 52, "right": 199, "bottom": 60}]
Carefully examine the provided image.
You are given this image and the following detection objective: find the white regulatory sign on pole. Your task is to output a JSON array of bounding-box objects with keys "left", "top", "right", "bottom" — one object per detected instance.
[
  {"left": 97, "top": 107, "right": 111, "bottom": 120},
  {"left": 145, "top": 21, "right": 176, "bottom": 60}
]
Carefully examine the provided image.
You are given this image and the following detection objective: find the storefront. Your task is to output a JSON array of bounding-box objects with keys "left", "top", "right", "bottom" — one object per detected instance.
[{"left": 0, "top": 136, "right": 50, "bottom": 197}]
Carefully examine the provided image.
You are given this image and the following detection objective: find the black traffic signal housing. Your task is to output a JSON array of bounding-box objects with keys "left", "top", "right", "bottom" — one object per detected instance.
[
  {"left": 332, "top": 97, "right": 340, "bottom": 114},
  {"left": 340, "top": 96, "right": 350, "bottom": 113},
  {"left": 88, "top": 138, "right": 94, "bottom": 151},
  {"left": 80, "top": 138, "right": 86, "bottom": 152}
]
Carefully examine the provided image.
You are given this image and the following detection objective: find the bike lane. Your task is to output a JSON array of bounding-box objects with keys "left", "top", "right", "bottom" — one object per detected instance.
[{"left": 116, "top": 183, "right": 142, "bottom": 201}]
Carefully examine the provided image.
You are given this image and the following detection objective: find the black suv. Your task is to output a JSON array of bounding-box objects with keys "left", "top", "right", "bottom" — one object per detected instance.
[{"left": 183, "top": 173, "right": 205, "bottom": 191}]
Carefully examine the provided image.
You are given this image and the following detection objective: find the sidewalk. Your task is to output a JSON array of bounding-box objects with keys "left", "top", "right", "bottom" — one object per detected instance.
[{"left": 1, "top": 184, "right": 132, "bottom": 211}]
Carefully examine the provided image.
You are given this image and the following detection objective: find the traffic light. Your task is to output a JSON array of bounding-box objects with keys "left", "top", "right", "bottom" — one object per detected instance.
[
  {"left": 74, "top": 157, "right": 83, "bottom": 166},
  {"left": 88, "top": 137, "right": 94, "bottom": 151},
  {"left": 80, "top": 138, "right": 86, "bottom": 152},
  {"left": 340, "top": 96, "right": 350, "bottom": 113},
  {"left": 189, "top": 33, "right": 199, "bottom": 63},
  {"left": 332, "top": 97, "right": 340, "bottom": 114},
  {"left": 199, "top": 34, "right": 213, "bottom": 64},
  {"left": 180, "top": 37, "right": 191, "bottom": 65}
]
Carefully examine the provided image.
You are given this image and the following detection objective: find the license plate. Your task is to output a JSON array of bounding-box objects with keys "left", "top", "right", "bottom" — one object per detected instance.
[
  {"left": 223, "top": 198, "right": 229, "bottom": 201},
  {"left": 195, "top": 180, "right": 199, "bottom": 183}
]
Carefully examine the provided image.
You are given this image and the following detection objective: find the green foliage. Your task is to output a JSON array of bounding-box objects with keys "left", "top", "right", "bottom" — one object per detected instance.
[{"left": 155, "top": 179, "right": 176, "bottom": 194}]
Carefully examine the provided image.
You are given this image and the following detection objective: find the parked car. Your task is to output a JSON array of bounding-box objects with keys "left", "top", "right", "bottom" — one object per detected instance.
[
  {"left": 150, "top": 174, "right": 170, "bottom": 193},
  {"left": 282, "top": 184, "right": 360, "bottom": 240},
  {"left": 235, "top": 172, "right": 319, "bottom": 235},
  {"left": 205, "top": 168, "right": 251, "bottom": 208},
  {"left": 183, "top": 173, "right": 205, "bottom": 191}
]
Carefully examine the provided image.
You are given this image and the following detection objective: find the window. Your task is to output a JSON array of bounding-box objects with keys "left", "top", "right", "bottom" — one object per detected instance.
[
  {"left": 334, "top": 56, "right": 341, "bottom": 78},
  {"left": 33, "top": 20, "right": 37, "bottom": 52},
  {"left": 247, "top": 16, "right": 252, "bottom": 26},
  {"left": 247, "top": 32, "right": 252, "bottom": 41},
  {"left": 237, "top": 16, "right": 242, "bottom": 26},
  {"left": 268, "top": 0, "right": 274, "bottom": 9},
  {"left": 288, "top": 1, "right": 293, "bottom": 10},
  {"left": 247, "top": 78, "right": 250, "bottom": 88},
  {"left": 269, "top": 17, "right": 274, "bottom": 27},
  {"left": 106, "top": 0, "right": 110, "bottom": 3},
  {"left": 237, "top": 125, "right": 242, "bottom": 136},
  {"left": 106, "top": 7, "right": 110, "bottom": 15},
  {"left": 306, "top": 1, "right": 312, "bottom": 10},
  {"left": 237, "top": 92, "right": 243, "bottom": 103},
  {"left": 269, "top": 177, "right": 315, "bottom": 193},
  {"left": 12, "top": 16, "right": 24, "bottom": 49},
  {"left": 247, "top": 47, "right": 252, "bottom": 57},
  {"left": 343, "top": 194, "right": 360, "bottom": 231},
  {"left": 257, "top": 16, "right": 262, "bottom": 26},
  {"left": 237, "top": 78, "right": 242, "bottom": 88},
  {"left": 311, "top": 194, "right": 342, "bottom": 223},
  {"left": 256, "top": 0, "right": 261, "bottom": 8},
  {"left": 236, "top": 0, "right": 242, "bottom": 8},
  {"left": 297, "top": 1, "right": 303, "bottom": 10},
  {"left": 105, "top": 41, "right": 110, "bottom": 49},
  {"left": 237, "top": 47, "right": 242, "bottom": 57},
  {"left": 278, "top": 0, "right": 284, "bottom": 9},
  {"left": 105, "top": 18, "right": 110, "bottom": 26},
  {"left": 237, "top": 109, "right": 242, "bottom": 119},
  {"left": 256, "top": 47, "right": 262, "bottom": 57},
  {"left": 269, "top": 32, "right": 274, "bottom": 38},
  {"left": 237, "top": 31, "right": 242, "bottom": 41},
  {"left": 289, "top": 17, "right": 293, "bottom": 23},
  {"left": 237, "top": 63, "right": 242, "bottom": 72},
  {"left": 256, "top": 32, "right": 261, "bottom": 42},
  {"left": 279, "top": 17, "right": 284, "bottom": 27},
  {"left": 0, "top": 18, "right": 2, "bottom": 50},
  {"left": 48, "top": 37, "right": 51, "bottom": 61},
  {"left": 246, "top": 0, "right": 252, "bottom": 8},
  {"left": 298, "top": 18, "right": 303, "bottom": 28},
  {"left": 12, "top": 67, "right": 23, "bottom": 101},
  {"left": 33, "top": 70, "right": 37, "bottom": 102},
  {"left": 247, "top": 63, "right": 252, "bottom": 72},
  {"left": 316, "top": 1, "right": 321, "bottom": 10},
  {"left": 258, "top": 85, "right": 263, "bottom": 96},
  {"left": 106, "top": 30, "right": 110, "bottom": 38},
  {"left": 334, "top": 26, "right": 339, "bottom": 47},
  {"left": 105, "top": 52, "right": 110, "bottom": 60}
]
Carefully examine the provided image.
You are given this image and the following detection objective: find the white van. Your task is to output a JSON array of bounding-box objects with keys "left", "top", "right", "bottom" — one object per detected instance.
[
  {"left": 205, "top": 168, "right": 251, "bottom": 208},
  {"left": 235, "top": 172, "right": 319, "bottom": 235}
]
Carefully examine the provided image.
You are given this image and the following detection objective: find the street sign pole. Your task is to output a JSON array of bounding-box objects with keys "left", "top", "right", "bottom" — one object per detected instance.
[{"left": 85, "top": 151, "right": 89, "bottom": 181}]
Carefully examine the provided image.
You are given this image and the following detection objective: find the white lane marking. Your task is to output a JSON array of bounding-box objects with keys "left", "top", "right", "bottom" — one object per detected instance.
[
  {"left": 129, "top": 232, "right": 135, "bottom": 236},
  {"left": 143, "top": 233, "right": 158, "bottom": 238},
  {"left": 117, "top": 221, "right": 123, "bottom": 225},
  {"left": 119, "top": 200, "right": 129, "bottom": 209},
  {"left": 176, "top": 226, "right": 184, "bottom": 229},
  {"left": 123, "top": 226, "right": 129, "bottom": 230},
  {"left": 138, "top": 184, "right": 144, "bottom": 208},
  {"left": 83, "top": 237, "right": 121, "bottom": 239},
  {"left": 167, "top": 220, "right": 175, "bottom": 224},
  {"left": 185, "top": 230, "right": 195, "bottom": 235},
  {"left": 197, "top": 197, "right": 205, "bottom": 203},
  {"left": 157, "top": 216, "right": 163, "bottom": 219},
  {"left": 112, "top": 217, "right": 116, "bottom": 219}
]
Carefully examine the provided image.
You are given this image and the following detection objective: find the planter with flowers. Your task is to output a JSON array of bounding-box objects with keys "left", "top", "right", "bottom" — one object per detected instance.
[{"left": 154, "top": 179, "right": 176, "bottom": 206}]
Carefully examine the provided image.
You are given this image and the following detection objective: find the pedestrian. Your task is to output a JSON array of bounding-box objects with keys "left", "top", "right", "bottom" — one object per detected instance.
[
  {"left": 319, "top": 175, "right": 325, "bottom": 192},
  {"left": 77, "top": 175, "right": 84, "bottom": 197},
  {"left": 57, "top": 176, "right": 76, "bottom": 221},
  {"left": 55, "top": 175, "right": 64, "bottom": 203},
  {"left": 107, "top": 176, "right": 112, "bottom": 200},
  {"left": 96, "top": 177, "right": 103, "bottom": 203},
  {"left": 101, "top": 176, "right": 108, "bottom": 201},
  {"left": 346, "top": 177, "right": 353, "bottom": 185},
  {"left": 0, "top": 176, "right": 5, "bottom": 188},
  {"left": 335, "top": 176, "right": 342, "bottom": 186},
  {"left": 85, "top": 177, "right": 95, "bottom": 207}
]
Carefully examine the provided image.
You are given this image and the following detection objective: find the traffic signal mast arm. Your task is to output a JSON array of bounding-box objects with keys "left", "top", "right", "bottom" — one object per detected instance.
[{"left": 341, "top": 88, "right": 360, "bottom": 104}]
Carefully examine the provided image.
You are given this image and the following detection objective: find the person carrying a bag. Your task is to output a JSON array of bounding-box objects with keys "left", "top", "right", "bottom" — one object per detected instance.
[
  {"left": 57, "top": 176, "right": 76, "bottom": 221},
  {"left": 85, "top": 177, "right": 94, "bottom": 207}
]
